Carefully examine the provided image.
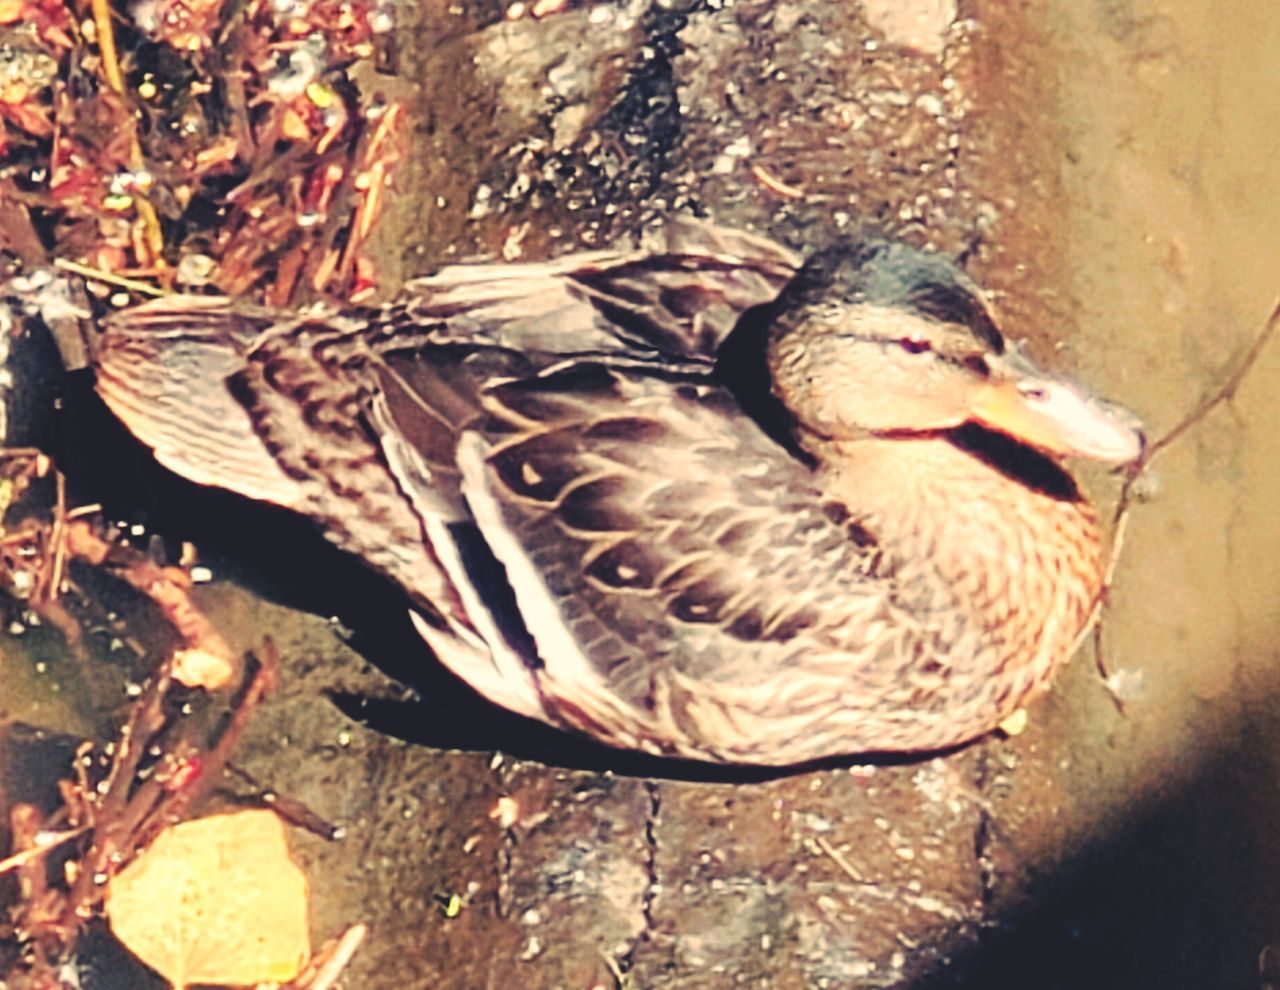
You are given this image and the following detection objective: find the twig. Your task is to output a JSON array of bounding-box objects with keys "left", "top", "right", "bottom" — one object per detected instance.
[
  {"left": 88, "top": 0, "right": 124, "bottom": 94},
  {"left": 224, "top": 763, "right": 342, "bottom": 840},
  {"left": 59, "top": 646, "right": 276, "bottom": 927},
  {"left": 0, "top": 448, "right": 48, "bottom": 462},
  {"left": 45, "top": 471, "right": 67, "bottom": 602},
  {"left": 83, "top": 0, "right": 166, "bottom": 263},
  {"left": 70, "top": 661, "right": 174, "bottom": 903},
  {"left": 750, "top": 163, "right": 806, "bottom": 200},
  {"left": 158, "top": 649, "right": 279, "bottom": 830},
  {"left": 1092, "top": 297, "right": 1280, "bottom": 694},
  {"left": 0, "top": 827, "right": 89, "bottom": 877},
  {"left": 52, "top": 259, "right": 168, "bottom": 297},
  {"left": 65, "top": 519, "right": 238, "bottom": 684},
  {"left": 1140, "top": 301, "right": 1280, "bottom": 470},
  {"left": 291, "top": 923, "right": 368, "bottom": 990},
  {"left": 814, "top": 834, "right": 871, "bottom": 884}
]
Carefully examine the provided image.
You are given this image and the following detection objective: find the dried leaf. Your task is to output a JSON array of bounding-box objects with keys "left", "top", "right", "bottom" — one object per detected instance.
[{"left": 106, "top": 809, "right": 310, "bottom": 989}]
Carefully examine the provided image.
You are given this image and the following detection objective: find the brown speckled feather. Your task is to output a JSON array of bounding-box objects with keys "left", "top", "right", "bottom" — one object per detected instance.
[
  {"left": 93, "top": 221, "right": 1131, "bottom": 764},
  {"left": 433, "top": 363, "right": 922, "bottom": 759}
]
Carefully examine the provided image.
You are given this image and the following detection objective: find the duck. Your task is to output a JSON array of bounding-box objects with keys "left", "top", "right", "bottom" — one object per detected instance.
[{"left": 91, "top": 220, "right": 1143, "bottom": 765}]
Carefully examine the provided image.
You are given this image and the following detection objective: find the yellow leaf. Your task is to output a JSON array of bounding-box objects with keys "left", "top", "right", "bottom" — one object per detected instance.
[{"left": 106, "top": 809, "right": 310, "bottom": 989}]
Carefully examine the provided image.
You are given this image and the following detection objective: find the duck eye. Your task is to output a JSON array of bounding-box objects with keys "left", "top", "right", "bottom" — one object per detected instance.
[
  {"left": 899, "top": 337, "right": 930, "bottom": 354},
  {"left": 961, "top": 354, "right": 989, "bottom": 377}
]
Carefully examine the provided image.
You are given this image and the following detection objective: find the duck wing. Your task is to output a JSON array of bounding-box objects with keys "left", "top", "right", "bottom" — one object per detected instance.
[
  {"left": 97, "top": 304, "right": 480, "bottom": 626},
  {"left": 391, "top": 357, "right": 904, "bottom": 762},
  {"left": 96, "top": 219, "right": 798, "bottom": 509},
  {"left": 93, "top": 223, "right": 820, "bottom": 735},
  {"left": 393, "top": 218, "right": 800, "bottom": 362}
]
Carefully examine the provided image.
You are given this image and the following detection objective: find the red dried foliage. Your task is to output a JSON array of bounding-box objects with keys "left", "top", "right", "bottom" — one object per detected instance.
[{"left": 0, "top": 0, "right": 404, "bottom": 303}]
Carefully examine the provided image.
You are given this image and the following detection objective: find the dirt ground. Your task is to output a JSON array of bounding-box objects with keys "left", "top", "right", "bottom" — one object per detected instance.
[{"left": 4, "top": 0, "right": 1280, "bottom": 988}]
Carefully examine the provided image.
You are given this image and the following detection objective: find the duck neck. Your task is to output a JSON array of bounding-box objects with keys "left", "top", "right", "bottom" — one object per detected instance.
[{"left": 815, "top": 429, "right": 1105, "bottom": 696}]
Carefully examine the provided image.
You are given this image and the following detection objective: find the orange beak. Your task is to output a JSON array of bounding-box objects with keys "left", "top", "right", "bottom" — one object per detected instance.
[{"left": 968, "top": 355, "right": 1144, "bottom": 464}]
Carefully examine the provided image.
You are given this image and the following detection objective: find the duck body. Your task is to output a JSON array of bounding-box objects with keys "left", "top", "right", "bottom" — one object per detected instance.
[{"left": 93, "top": 222, "right": 1142, "bottom": 765}]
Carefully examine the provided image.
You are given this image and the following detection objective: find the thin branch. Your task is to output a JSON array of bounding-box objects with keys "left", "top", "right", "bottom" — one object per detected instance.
[
  {"left": 1138, "top": 297, "right": 1280, "bottom": 470},
  {"left": 814, "top": 835, "right": 872, "bottom": 885},
  {"left": 46, "top": 471, "right": 67, "bottom": 602},
  {"left": 0, "top": 828, "right": 89, "bottom": 877},
  {"left": 88, "top": 0, "right": 124, "bottom": 94},
  {"left": 1092, "top": 297, "right": 1280, "bottom": 699},
  {"left": 53, "top": 259, "right": 169, "bottom": 297},
  {"left": 290, "top": 923, "right": 367, "bottom": 990},
  {"left": 82, "top": 0, "right": 166, "bottom": 262}
]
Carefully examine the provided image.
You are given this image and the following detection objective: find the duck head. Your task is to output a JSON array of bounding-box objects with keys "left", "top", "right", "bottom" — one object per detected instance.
[{"left": 767, "top": 241, "right": 1145, "bottom": 466}]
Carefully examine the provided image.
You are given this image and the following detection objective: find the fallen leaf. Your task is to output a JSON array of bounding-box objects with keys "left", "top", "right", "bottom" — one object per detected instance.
[{"left": 106, "top": 809, "right": 310, "bottom": 989}]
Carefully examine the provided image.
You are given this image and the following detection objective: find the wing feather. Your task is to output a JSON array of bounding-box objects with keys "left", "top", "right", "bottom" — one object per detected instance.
[
  {"left": 91, "top": 222, "right": 840, "bottom": 759},
  {"left": 95, "top": 301, "right": 305, "bottom": 508},
  {"left": 446, "top": 363, "right": 905, "bottom": 758}
]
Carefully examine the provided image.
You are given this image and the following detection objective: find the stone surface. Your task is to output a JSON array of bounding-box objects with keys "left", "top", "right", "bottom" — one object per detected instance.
[{"left": 5, "top": 0, "right": 1280, "bottom": 988}]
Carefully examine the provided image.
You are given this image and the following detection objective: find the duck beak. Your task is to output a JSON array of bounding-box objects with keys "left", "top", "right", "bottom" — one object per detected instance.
[{"left": 968, "top": 354, "right": 1145, "bottom": 464}]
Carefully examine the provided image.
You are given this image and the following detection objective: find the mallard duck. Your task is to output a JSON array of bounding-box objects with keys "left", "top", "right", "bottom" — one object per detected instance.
[{"left": 92, "top": 222, "right": 1142, "bottom": 765}]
